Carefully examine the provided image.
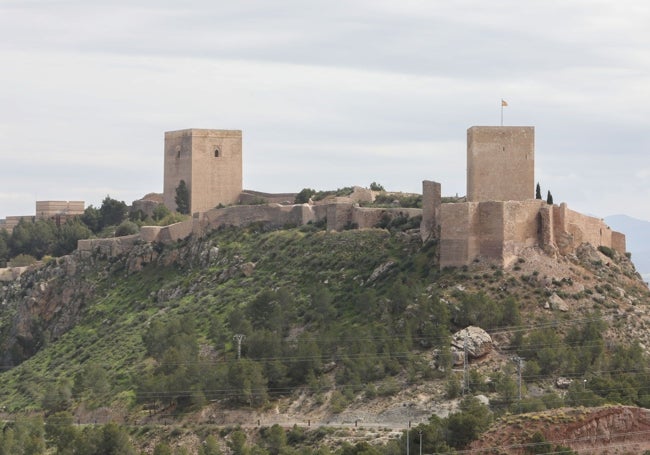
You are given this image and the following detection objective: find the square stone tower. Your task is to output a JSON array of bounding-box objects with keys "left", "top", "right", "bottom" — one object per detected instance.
[
  {"left": 467, "top": 126, "right": 534, "bottom": 202},
  {"left": 163, "top": 129, "right": 243, "bottom": 214}
]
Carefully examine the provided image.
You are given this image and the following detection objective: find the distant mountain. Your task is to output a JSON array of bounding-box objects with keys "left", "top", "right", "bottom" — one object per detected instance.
[{"left": 605, "top": 214, "right": 650, "bottom": 282}]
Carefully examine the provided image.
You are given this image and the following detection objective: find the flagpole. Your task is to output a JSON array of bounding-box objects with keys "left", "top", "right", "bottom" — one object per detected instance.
[
  {"left": 500, "top": 99, "right": 507, "bottom": 126},
  {"left": 500, "top": 99, "right": 504, "bottom": 126}
]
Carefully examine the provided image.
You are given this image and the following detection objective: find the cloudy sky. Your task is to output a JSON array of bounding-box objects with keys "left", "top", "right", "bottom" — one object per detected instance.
[{"left": 1, "top": 0, "right": 649, "bottom": 221}]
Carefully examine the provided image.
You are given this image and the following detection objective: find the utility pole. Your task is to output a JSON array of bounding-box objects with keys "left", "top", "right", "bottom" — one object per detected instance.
[
  {"left": 418, "top": 429, "right": 423, "bottom": 455},
  {"left": 406, "top": 420, "right": 411, "bottom": 455},
  {"left": 514, "top": 356, "right": 523, "bottom": 401},
  {"left": 233, "top": 334, "right": 245, "bottom": 360},
  {"left": 463, "top": 335, "right": 469, "bottom": 395}
]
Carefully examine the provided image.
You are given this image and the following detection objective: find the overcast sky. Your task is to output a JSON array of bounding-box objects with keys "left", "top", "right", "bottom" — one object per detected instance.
[{"left": 1, "top": 0, "right": 649, "bottom": 222}]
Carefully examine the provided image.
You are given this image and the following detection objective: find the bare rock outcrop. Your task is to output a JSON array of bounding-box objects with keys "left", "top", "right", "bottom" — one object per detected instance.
[{"left": 451, "top": 326, "right": 493, "bottom": 359}]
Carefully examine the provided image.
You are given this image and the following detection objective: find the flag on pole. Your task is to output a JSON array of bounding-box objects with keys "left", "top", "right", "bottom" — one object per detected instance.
[{"left": 501, "top": 99, "right": 508, "bottom": 107}]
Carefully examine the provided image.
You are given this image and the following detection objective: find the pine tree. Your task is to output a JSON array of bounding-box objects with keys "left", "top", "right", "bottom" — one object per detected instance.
[
  {"left": 175, "top": 180, "right": 190, "bottom": 214},
  {"left": 536, "top": 183, "right": 542, "bottom": 200},
  {"left": 546, "top": 190, "right": 554, "bottom": 205}
]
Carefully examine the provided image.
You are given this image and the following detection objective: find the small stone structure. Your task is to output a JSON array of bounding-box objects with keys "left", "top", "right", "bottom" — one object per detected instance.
[{"left": 1, "top": 201, "right": 85, "bottom": 233}]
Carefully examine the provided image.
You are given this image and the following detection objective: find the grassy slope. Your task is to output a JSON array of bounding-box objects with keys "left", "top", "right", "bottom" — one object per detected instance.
[
  {"left": 1, "top": 223, "right": 650, "bottom": 453},
  {"left": 0, "top": 226, "right": 431, "bottom": 412}
]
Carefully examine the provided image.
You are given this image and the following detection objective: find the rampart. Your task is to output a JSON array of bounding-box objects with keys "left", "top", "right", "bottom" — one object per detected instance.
[
  {"left": 76, "top": 202, "right": 423, "bottom": 256},
  {"left": 439, "top": 199, "right": 625, "bottom": 268}
]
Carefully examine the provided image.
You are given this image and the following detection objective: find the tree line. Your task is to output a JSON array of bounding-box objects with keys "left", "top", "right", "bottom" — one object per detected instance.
[{"left": 0, "top": 196, "right": 183, "bottom": 267}]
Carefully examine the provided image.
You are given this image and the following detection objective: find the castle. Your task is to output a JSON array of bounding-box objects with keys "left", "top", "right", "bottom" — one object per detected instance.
[{"left": 75, "top": 125, "right": 625, "bottom": 269}]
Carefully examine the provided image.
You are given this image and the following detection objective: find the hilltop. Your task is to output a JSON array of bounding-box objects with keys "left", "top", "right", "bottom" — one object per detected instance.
[{"left": 0, "top": 218, "right": 649, "bottom": 452}]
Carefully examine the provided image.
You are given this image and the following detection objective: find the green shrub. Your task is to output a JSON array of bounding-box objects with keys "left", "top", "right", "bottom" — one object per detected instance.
[
  {"left": 597, "top": 245, "right": 615, "bottom": 259},
  {"left": 8, "top": 253, "right": 37, "bottom": 267},
  {"left": 115, "top": 221, "right": 139, "bottom": 237}
]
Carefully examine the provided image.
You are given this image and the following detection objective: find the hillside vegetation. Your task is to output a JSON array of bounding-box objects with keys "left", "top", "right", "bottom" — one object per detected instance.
[{"left": 0, "top": 221, "right": 649, "bottom": 453}]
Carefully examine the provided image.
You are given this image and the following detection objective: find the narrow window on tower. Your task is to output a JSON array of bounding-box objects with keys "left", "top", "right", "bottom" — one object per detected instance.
[{"left": 214, "top": 147, "right": 221, "bottom": 158}]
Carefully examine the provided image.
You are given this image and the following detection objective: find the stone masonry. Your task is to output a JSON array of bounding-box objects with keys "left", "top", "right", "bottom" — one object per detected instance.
[
  {"left": 163, "top": 129, "right": 243, "bottom": 214},
  {"left": 72, "top": 125, "right": 627, "bottom": 272},
  {"left": 467, "top": 126, "right": 534, "bottom": 202}
]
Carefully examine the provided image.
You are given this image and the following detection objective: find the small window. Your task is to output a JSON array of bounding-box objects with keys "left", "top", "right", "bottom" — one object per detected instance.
[
  {"left": 175, "top": 145, "right": 181, "bottom": 159},
  {"left": 214, "top": 148, "right": 221, "bottom": 158}
]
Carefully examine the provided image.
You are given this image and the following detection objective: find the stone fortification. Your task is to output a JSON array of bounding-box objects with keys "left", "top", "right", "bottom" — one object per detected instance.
[
  {"left": 77, "top": 201, "right": 423, "bottom": 257},
  {"left": 2, "top": 200, "right": 85, "bottom": 233},
  {"left": 35, "top": 201, "right": 84, "bottom": 219},
  {"left": 163, "top": 129, "right": 242, "bottom": 213},
  {"left": 467, "top": 126, "right": 534, "bottom": 202},
  {"left": 439, "top": 199, "right": 625, "bottom": 268},
  {"left": 239, "top": 190, "right": 297, "bottom": 205},
  {"left": 72, "top": 124, "right": 626, "bottom": 272}
]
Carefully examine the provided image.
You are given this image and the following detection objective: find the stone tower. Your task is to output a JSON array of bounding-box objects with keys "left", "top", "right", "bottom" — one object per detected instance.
[
  {"left": 163, "top": 129, "right": 243, "bottom": 214},
  {"left": 467, "top": 126, "right": 534, "bottom": 202}
]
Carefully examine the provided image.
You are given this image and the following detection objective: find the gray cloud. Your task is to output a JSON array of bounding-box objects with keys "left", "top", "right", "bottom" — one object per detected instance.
[{"left": 0, "top": 0, "right": 649, "bottom": 220}]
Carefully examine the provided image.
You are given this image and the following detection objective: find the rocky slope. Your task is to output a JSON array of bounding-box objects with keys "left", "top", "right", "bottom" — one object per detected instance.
[
  {"left": 471, "top": 406, "right": 650, "bottom": 454},
  {"left": 0, "top": 225, "right": 649, "bottom": 453}
]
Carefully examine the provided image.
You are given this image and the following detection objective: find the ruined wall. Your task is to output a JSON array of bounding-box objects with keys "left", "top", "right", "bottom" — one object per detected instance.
[
  {"left": 467, "top": 126, "right": 534, "bottom": 202},
  {"left": 163, "top": 129, "right": 243, "bottom": 213}
]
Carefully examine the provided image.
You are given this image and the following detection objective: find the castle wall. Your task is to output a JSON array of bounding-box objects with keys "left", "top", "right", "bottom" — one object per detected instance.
[
  {"left": 195, "top": 204, "right": 314, "bottom": 235},
  {"left": 327, "top": 204, "right": 354, "bottom": 231},
  {"left": 612, "top": 232, "right": 626, "bottom": 254},
  {"left": 440, "top": 203, "right": 480, "bottom": 267},
  {"left": 163, "top": 129, "right": 243, "bottom": 214},
  {"left": 478, "top": 201, "right": 505, "bottom": 263},
  {"left": 77, "top": 234, "right": 141, "bottom": 256},
  {"left": 502, "top": 200, "right": 546, "bottom": 265},
  {"left": 3, "top": 216, "right": 34, "bottom": 233},
  {"left": 552, "top": 203, "right": 625, "bottom": 255},
  {"left": 467, "top": 126, "right": 534, "bottom": 202},
  {"left": 352, "top": 207, "right": 422, "bottom": 230},
  {"left": 239, "top": 190, "right": 297, "bottom": 205},
  {"left": 35, "top": 201, "right": 84, "bottom": 219}
]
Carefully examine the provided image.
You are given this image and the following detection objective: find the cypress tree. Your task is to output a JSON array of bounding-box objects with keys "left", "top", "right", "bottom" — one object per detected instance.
[
  {"left": 175, "top": 180, "right": 190, "bottom": 214},
  {"left": 546, "top": 191, "right": 554, "bottom": 205},
  {"left": 536, "top": 183, "right": 542, "bottom": 200}
]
